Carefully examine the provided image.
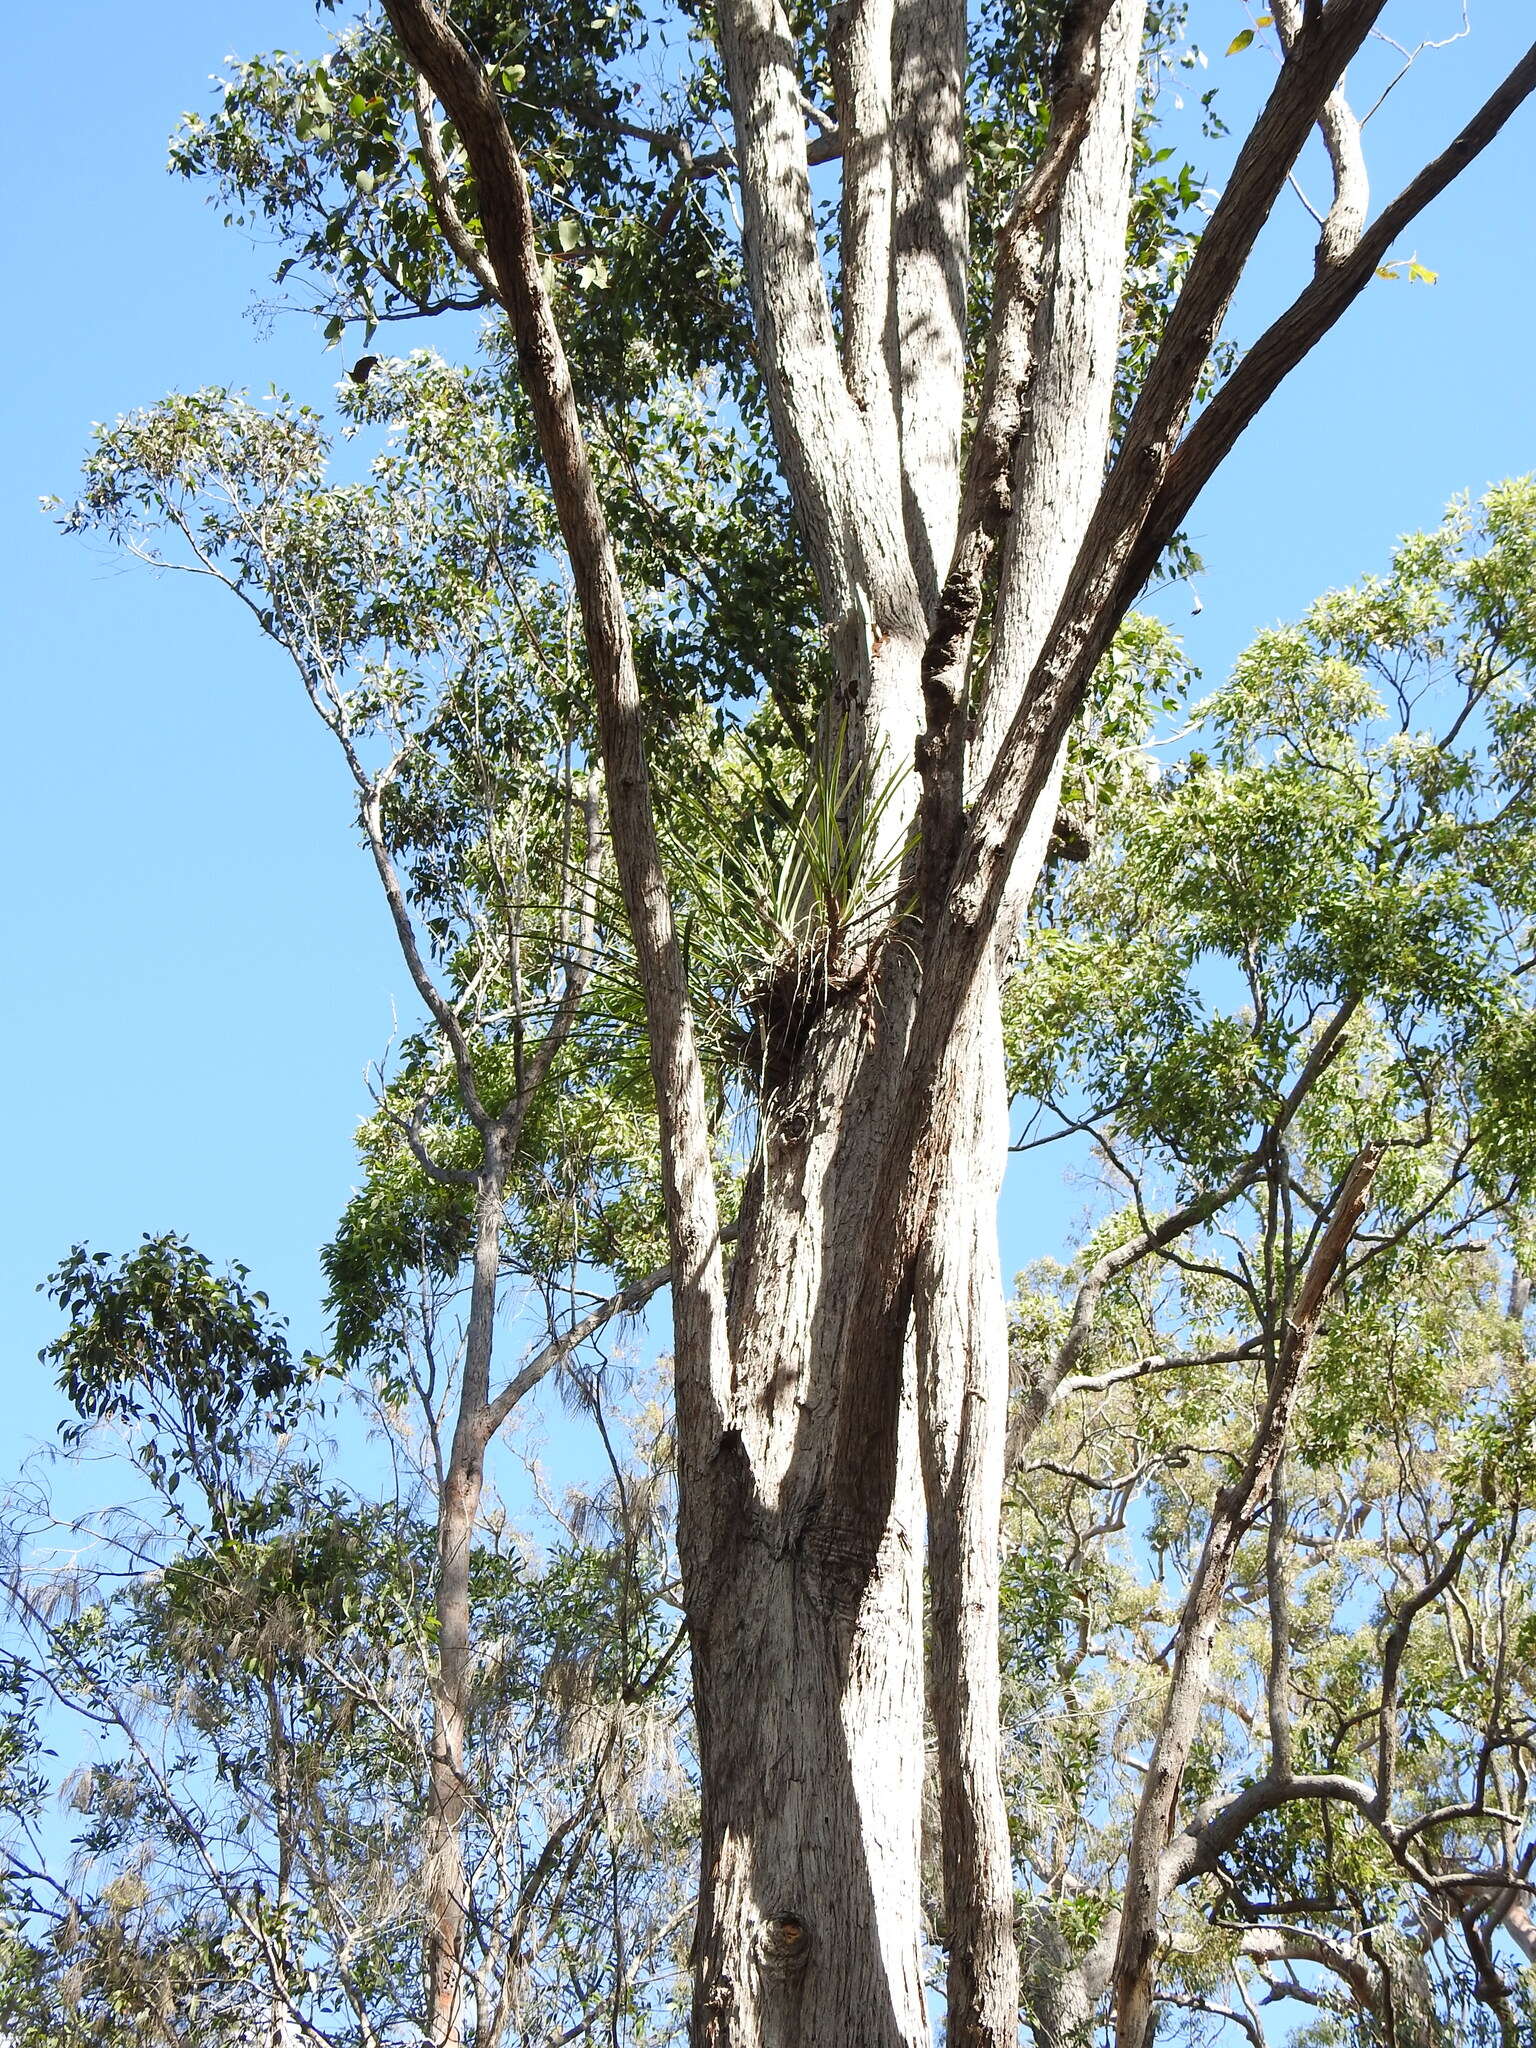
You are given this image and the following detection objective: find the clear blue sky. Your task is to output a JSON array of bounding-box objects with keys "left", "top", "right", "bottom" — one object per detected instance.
[{"left": 3, "top": 1, "right": 1534, "bottom": 1464}]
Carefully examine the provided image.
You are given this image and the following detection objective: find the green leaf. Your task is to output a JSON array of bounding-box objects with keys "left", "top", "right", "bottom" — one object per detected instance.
[
  {"left": 557, "top": 216, "right": 582, "bottom": 251},
  {"left": 1226, "top": 28, "right": 1255, "bottom": 53}
]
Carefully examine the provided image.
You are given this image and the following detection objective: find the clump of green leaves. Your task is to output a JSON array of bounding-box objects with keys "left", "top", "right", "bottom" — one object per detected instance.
[
  {"left": 667, "top": 730, "right": 914, "bottom": 1086},
  {"left": 999, "top": 487, "right": 1536, "bottom": 2048},
  {"left": 1012, "top": 482, "right": 1536, "bottom": 1198},
  {"left": 42, "top": 1235, "right": 322, "bottom": 1522}
]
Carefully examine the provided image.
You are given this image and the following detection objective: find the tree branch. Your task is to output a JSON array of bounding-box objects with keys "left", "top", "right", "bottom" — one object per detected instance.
[
  {"left": 1009, "top": 1000, "right": 1358, "bottom": 1466},
  {"left": 381, "top": 0, "right": 732, "bottom": 1457},
  {"left": 714, "top": 0, "right": 928, "bottom": 730},
  {"left": 1112, "top": 1142, "right": 1382, "bottom": 2048},
  {"left": 1124, "top": 37, "right": 1536, "bottom": 604},
  {"left": 412, "top": 74, "right": 504, "bottom": 303},
  {"left": 480, "top": 1262, "right": 672, "bottom": 1440},
  {"left": 1272, "top": 0, "right": 1369, "bottom": 267},
  {"left": 917, "top": 0, "right": 1116, "bottom": 874},
  {"left": 889, "top": 0, "right": 971, "bottom": 608}
]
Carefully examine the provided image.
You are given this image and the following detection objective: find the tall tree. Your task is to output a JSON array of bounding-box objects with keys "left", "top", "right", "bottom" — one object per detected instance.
[
  {"left": 50, "top": 356, "right": 708, "bottom": 2044},
  {"left": 22, "top": 470, "right": 1536, "bottom": 2045},
  {"left": 51, "top": 3, "right": 1536, "bottom": 2042},
  {"left": 996, "top": 483, "right": 1536, "bottom": 2043}
]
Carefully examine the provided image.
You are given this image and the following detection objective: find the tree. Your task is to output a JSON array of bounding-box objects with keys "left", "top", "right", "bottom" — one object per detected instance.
[
  {"left": 5, "top": 1230, "right": 693, "bottom": 2047},
  {"left": 37, "top": 3, "right": 1536, "bottom": 2043},
  {"left": 37, "top": 353, "right": 731, "bottom": 2045},
  {"left": 994, "top": 484, "right": 1536, "bottom": 2043},
  {"left": 20, "top": 471, "right": 1536, "bottom": 2043}
]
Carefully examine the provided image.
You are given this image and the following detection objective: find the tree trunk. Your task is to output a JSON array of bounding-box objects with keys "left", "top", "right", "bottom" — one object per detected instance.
[
  {"left": 686, "top": 979, "right": 932, "bottom": 2047},
  {"left": 915, "top": 978, "right": 1017, "bottom": 2047},
  {"left": 424, "top": 1159, "right": 507, "bottom": 2048},
  {"left": 913, "top": 13, "right": 1144, "bottom": 2036},
  {"left": 687, "top": 1404, "right": 928, "bottom": 2048},
  {"left": 683, "top": 15, "right": 1146, "bottom": 2034}
]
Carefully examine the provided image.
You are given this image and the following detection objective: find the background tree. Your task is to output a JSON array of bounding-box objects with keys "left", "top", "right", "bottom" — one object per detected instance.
[
  {"left": 32, "top": 353, "right": 733, "bottom": 2044},
  {"left": 998, "top": 485, "right": 1536, "bottom": 2044},
  {"left": 4, "top": 1226, "right": 692, "bottom": 2047}
]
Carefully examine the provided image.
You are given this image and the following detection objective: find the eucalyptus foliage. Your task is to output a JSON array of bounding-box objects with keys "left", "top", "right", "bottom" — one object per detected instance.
[{"left": 1000, "top": 487, "right": 1536, "bottom": 2045}]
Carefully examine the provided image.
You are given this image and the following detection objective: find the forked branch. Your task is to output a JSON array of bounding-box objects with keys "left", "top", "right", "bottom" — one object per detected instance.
[
  {"left": 1124, "top": 35, "right": 1536, "bottom": 603},
  {"left": 1111, "top": 1143, "right": 1383, "bottom": 2048}
]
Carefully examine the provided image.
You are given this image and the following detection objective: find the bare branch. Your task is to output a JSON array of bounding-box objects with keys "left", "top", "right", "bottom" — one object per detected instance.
[
  {"left": 714, "top": 0, "right": 929, "bottom": 726},
  {"left": 412, "top": 75, "right": 504, "bottom": 303},
  {"left": 480, "top": 1262, "right": 672, "bottom": 1440},
  {"left": 829, "top": 0, "right": 899, "bottom": 470},
  {"left": 1272, "top": 0, "right": 1369, "bottom": 266},
  {"left": 496, "top": 777, "right": 604, "bottom": 1160},
  {"left": 1127, "top": 38, "right": 1536, "bottom": 603},
  {"left": 1112, "top": 1143, "right": 1383, "bottom": 2048},
  {"left": 1008, "top": 1003, "right": 1358, "bottom": 1462},
  {"left": 1373, "top": 1524, "right": 1478, "bottom": 1821},
  {"left": 359, "top": 777, "right": 492, "bottom": 1132}
]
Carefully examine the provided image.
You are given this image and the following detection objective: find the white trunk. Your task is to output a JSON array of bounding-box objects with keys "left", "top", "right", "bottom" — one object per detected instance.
[
  {"left": 377, "top": 7, "right": 1536, "bottom": 2042},
  {"left": 914, "top": 971, "right": 1016, "bottom": 2045},
  {"left": 912, "top": 13, "right": 1144, "bottom": 2037}
]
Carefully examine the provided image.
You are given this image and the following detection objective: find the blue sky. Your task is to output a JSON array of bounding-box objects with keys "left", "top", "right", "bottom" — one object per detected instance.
[{"left": 3, "top": 0, "right": 1534, "bottom": 1468}]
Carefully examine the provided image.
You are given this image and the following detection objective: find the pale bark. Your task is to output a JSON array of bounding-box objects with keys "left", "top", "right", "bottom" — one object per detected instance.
[
  {"left": 1022, "top": 1906, "right": 1118, "bottom": 2048},
  {"left": 1270, "top": 0, "right": 1369, "bottom": 268},
  {"left": 913, "top": 11, "right": 1144, "bottom": 2040},
  {"left": 915, "top": 997, "right": 1016, "bottom": 2047},
  {"left": 890, "top": 0, "right": 968, "bottom": 610},
  {"left": 423, "top": 1161, "right": 506, "bottom": 2048},
  {"left": 830, "top": 0, "right": 900, "bottom": 484},
  {"left": 692, "top": 978, "right": 932, "bottom": 2046},
  {"left": 690, "top": 2, "right": 960, "bottom": 2032},
  {"left": 715, "top": 0, "right": 927, "bottom": 739},
  {"left": 1239, "top": 1925, "right": 1436, "bottom": 2048}
]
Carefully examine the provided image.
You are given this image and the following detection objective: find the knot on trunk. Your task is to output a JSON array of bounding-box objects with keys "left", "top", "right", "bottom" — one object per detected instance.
[
  {"left": 802, "top": 1498, "right": 886, "bottom": 1622},
  {"left": 758, "top": 1912, "right": 811, "bottom": 1977}
]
